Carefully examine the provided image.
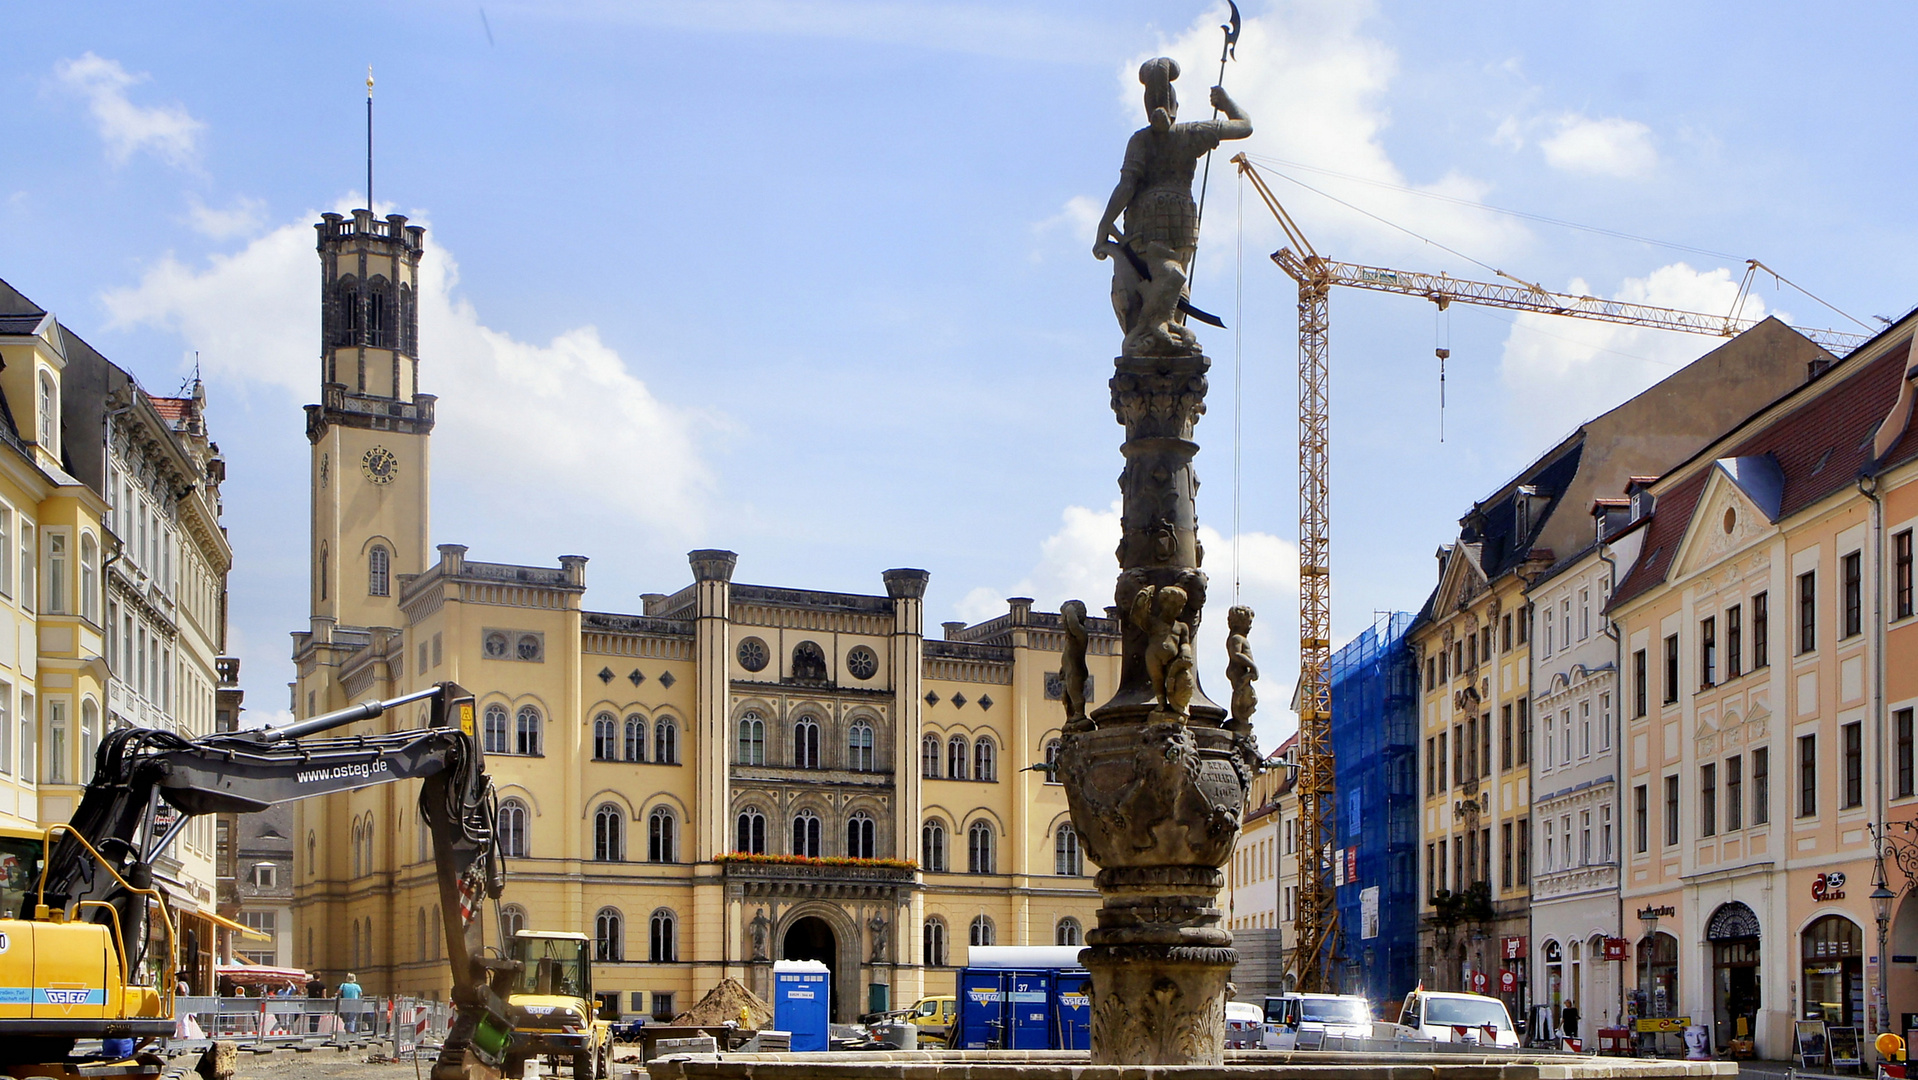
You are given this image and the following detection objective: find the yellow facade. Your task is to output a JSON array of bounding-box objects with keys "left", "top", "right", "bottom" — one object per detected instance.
[{"left": 289, "top": 215, "right": 1103, "bottom": 1020}]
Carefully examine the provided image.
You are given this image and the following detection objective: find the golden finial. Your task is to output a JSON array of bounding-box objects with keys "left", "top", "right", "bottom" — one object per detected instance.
[{"left": 366, "top": 65, "right": 374, "bottom": 99}]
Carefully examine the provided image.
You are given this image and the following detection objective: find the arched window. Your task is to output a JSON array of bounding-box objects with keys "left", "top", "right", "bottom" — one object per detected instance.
[
  {"left": 624, "top": 715, "right": 647, "bottom": 762},
  {"left": 594, "top": 908, "right": 623, "bottom": 962},
  {"left": 847, "top": 811, "right": 876, "bottom": 859},
  {"left": 738, "top": 712, "right": 766, "bottom": 765},
  {"left": 650, "top": 909, "right": 677, "bottom": 962},
  {"left": 921, "top": 819, "right": 947, "bottom": 872},
  {"left": 349, "top": 919, "right": 360, "bottom": 971},
  {"left": 969, "top": 915, "right": 995, "bottom": 947},
  {"left": 736, "top": 808, "right": 766, "bottom": 854},
  {"left": 947, "top": 736, "right": 969, "bottom": 780},
  {"left": 79, "top": 699, "right": 98, "bottom": 784},
  {"left": 499, "top": 904, "right": 527, "bottom": 942},
  {"left": 791, "top": 641, "right": 827, "bottom": 680},
  {"left": 483, "top": 705, "right": 509, "bottom": 755},
  {"left": 968, "top": 821, "right": 995, "bottom": 874},
  {"left": 921, "top": 734, "right": 941, "bottom": 778},
  {"left": 350, "top": 819, "right": 363, "bottom": 878},
  {"left": 648, "top": 807, "right": 676, "bottom": 863},
  {"left": 318, "top": 541, "right": 328, "bottom": 601},
  {"left": 369, "top": 545, "right": 390, "bottom": 597},
  {"left": 1055, "top": 824, "right": 1082, "bottom": 876},
  {"left": 594, "top": 803, "right": 624, "bottom": 862},
  {"left": 848, "top": 722, "right": 874, "bottom": 772},
  {"left": 654, "top": 716, "right": 678, "bottom": 764},
  {"left": 418, "top": 907, "right": 429, "bottom": 963},
  {"left": 793, "top": 717, "right": 821, "bottom": 769},
  {"left": 399, "top": 282, "right": 416, "bottom": 354},
  {"left": 923, "top": 918, "right": 948, "bottom": 966},
  {"left": 792, "top": 810, "right": 823, "bottom": 857},
  {"left": 1056, "top": 917, "right": 1082, "bottom": 946},
  {"left": 1045, "top": 739, "right": 1062, "bottom": 781},
  {"left": 974, "top": 736, "right": 996, "bottom": 782},
  {"left": 366, "top": 276, "right": 389, "bottom": 348},
  {"left": 592, "top": 713, "right": 617, "bottom": 760},
  {"left": 516, "top": 706, "right": 542, "bottom": 755},
  {"left": 79, "top": 534, "right": 97, "bottom": 622},
  {"left": 334, "top": 278, "right": 360, "bottom": 347},
  {"left": 499, "top": 799, "right": 528, "bottom": 858}
]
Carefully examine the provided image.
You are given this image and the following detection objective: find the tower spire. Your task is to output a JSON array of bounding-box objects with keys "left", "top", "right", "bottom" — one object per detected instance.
[{"left": 365, "top": 65, "right": 374, "bottom": 211}]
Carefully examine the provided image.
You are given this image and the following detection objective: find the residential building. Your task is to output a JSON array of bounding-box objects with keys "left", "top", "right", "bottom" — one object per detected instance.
[
  {"left": 1413, "top": 319, "right": 1830, "bottom": 1021},
  {"left": 1609, "top": 314, "right": 1918, "bottom": 1057},
  {"left": 1525, "top": 505, "right": 1644, "bottom": 1035},
  {"left": 1228, "top": 736, "right": 1294, "bottom": 1001},
  {"left": 289, "top": 211, "right": 1111, "bottom": 1019},
  {"left": 1, "top": 278, "right": 238, "bottom": 992},
  {"left": 1329, "top": 612, "right": 1419, "bottom": 1005}
]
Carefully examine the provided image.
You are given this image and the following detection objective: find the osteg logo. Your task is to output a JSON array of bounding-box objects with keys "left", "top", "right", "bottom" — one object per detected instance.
[{"left": 44, "top": 985, "right": 91, "bottom": 1013}]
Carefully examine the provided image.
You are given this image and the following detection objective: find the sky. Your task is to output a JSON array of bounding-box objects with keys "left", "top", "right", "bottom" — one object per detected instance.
[{"left": 5, "top": 1, "right": 1918, "bottom": 752}]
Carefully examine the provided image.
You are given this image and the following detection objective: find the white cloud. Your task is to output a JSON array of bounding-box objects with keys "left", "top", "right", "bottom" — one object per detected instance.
[
  {"left": 99, "top": 204, "right": 713, "bottom": 535},
  {"left": 1029, "top": 195, "right": 1102, "bottom": 263},
  {"left": 53, "top": 52, "right": 205, "bottom": 168},
  {"left": 184, "top": 196, "right": 267, "bottom": 240},
  {"left": 1540, "top": 114, "right": 1658, "bottom": 179},
  {"left": 1126, "top": 3, "right": 1529, "bottom": 267},
  {"left": 1499, "top": 262, "right": 1772, "bottom": 449},
  {"left": 957, "top": 501, "right": 1301, "bottom": 748}
]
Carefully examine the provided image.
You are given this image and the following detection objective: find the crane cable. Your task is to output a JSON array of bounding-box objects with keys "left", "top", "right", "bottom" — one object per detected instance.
[{"left": 1233, "top": 167, "right": 1245, "bottom": 603}]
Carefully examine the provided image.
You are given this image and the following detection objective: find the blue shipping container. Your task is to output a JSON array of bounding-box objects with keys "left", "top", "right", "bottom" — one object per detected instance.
[
  {"left": 954, "top": 966, "right": 1089, "bottom": 1050},
  {"left": 773, "top": 961, "right": 831, "bottom": 1051}
]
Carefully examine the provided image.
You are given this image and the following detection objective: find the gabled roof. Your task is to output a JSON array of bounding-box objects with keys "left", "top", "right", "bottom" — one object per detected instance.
[{"left": 1613, "top": 336, "right": 1913, "bottom": 607}]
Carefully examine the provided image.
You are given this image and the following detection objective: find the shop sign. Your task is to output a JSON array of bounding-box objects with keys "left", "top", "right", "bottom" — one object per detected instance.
[
  {"left": 1603, "top": 937, "right": 1629, "bottom": 961},
  {"left": 1814, "top": 871, "right": 1848, "bottom": 901},
  {"left": 1637, "top": 1016, "right": 1691, "bottom": 1033},
  {"left": 1499, "top": 969, "right": 1517, "bottom": 993},
  {"left": 1471, "top": 971, "right": 1488, "bottom": 993},
  {"left": 1502, "top": 936, "right": 1527, "bottom": 960}
]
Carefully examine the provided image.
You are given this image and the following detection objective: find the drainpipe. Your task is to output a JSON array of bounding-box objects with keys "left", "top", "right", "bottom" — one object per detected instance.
[
  {"left": 1860, "top": 469, "right": 1888, "bottom": 1037},
  {"left": 1598, "top": 537, "right": 1624, "bottom": 1032}
]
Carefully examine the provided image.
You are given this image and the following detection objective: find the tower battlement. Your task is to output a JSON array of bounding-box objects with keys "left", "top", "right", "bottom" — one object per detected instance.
[{"left": 316, "top": 210, "right": 426, "bottom": 256}]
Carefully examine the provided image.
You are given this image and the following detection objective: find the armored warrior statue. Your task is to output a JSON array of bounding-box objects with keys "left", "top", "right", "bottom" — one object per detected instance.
[{"left": 1094, "top": 58, "right": 1251, "bottom": 358}]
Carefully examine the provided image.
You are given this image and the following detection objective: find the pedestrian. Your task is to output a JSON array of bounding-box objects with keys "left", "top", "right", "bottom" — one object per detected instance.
[
  {"left": 1560, "top": 1000, "right": 1580, "bottom": 1041},
  {"left": 339, "top": 972, "right": 363, "bottom": 1033}
]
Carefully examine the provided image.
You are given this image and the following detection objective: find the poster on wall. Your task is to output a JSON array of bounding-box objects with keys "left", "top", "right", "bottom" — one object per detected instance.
[
  {"left": 1361, "top": 886, "right": 1380, "bottom": 940},
  {"left": 1829, "top": 1026, "right": 1862, "bottom": 1069},
  {"left": 1797, "top": 1020, "right": 1830, "bottom": 1069}
]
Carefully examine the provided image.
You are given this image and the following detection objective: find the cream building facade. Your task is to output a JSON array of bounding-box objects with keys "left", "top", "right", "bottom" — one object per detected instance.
[
  {"left": 0, "top": 278, "right": 235, "bottom": 990},
  {"left": 289, "top": 212, "right": 1104, "bottom": 1020}
]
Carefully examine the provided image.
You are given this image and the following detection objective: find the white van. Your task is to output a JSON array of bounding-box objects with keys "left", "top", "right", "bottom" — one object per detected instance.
[
  {"left": 1260, "top": 993, "right": 1372, "bottom": 1050},
  {"left": 1225, "top": 1001, "right": 1267, "bottom": 1049},
  {"left": 1392, "top": 990, "right": 1519, "bottom": 1048}
]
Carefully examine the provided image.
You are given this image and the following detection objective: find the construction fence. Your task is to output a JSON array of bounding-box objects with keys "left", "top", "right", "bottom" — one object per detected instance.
[{"left": 163, "top": 996, "right": 453, "bottom": 1054}]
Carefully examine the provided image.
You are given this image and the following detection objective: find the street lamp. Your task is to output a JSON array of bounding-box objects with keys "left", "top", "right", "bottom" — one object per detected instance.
[{"left": 1873, "top": 852, "right": 1896, "bottom": 1038}]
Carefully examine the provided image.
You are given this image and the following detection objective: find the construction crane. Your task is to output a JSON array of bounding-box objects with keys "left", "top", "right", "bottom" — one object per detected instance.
[{"left": 1229, "top": 152, "right": 1868, "bottom": 994}]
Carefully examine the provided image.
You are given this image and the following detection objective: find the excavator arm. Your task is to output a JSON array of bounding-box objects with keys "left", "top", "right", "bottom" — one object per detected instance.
[{"left": 33, "top": 683, "right": 509, "bottom": 1078}]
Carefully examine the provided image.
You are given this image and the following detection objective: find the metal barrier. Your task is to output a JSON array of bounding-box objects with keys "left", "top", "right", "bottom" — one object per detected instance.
[{"left": 162, "top": 996, "right": 453, "bottom": 1053}]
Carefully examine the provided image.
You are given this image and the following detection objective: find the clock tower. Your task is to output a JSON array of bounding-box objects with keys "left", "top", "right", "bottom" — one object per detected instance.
[{"left": 305, "top": 208, "right": 433, "bottom": 632}]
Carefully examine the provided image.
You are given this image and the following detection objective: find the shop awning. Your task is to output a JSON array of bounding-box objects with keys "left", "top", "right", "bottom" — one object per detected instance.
[{"left": 195, "top": 910, "right": 272, "bottom": 942}]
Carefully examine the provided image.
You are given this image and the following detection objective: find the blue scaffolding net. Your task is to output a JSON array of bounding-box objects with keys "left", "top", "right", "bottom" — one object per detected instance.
[{"left": 1328, "top": 612, "right": 1420, "bottom": 1009}]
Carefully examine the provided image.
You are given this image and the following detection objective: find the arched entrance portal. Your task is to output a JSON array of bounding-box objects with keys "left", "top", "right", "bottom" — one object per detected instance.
[
  {"left": 783, "top": 916, "right": 839, "bottom": 1021},
  {"left": 1707, "top": 902, "right": 1760, "bottom": 1055}
]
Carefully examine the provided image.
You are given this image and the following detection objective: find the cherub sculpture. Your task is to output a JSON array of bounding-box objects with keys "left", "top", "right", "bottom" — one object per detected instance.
[
  {"left": 1061, "top": 600, "right": 1094, "bottom": 733},
  {"left": 1225, "top": 605, "right": 1258, "bottom": 733},
  {"left": 1132, "top": 584, "right": 1195, "bottom": 715}
]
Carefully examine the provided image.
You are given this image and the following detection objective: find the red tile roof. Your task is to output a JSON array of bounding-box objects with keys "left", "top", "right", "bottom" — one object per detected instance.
[
  {"left": 145, "top": 395, "right": 192, "bottom": 424},
  {"left": 1611, "top": 338, "right": 1912, "bottom": 608}
]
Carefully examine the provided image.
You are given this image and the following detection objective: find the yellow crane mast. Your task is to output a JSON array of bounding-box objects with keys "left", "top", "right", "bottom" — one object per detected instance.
[{"left": 1229, "top": 152, "right": 1867, "bottom": 994}]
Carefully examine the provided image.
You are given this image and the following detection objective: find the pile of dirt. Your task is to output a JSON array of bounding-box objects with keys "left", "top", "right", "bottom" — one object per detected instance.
[{"left": 671, "top": 978, "right": 774, "bottom": 1029}]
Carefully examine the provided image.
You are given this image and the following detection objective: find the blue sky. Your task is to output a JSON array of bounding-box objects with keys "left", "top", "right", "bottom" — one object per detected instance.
[{"left": 4, "top": 1, "right": 1916, "bottom": 750}]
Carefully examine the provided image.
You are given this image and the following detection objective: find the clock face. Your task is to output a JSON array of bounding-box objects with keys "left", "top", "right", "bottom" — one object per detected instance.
[{"left": 362, "top": 446, "right": 399, "bottom": 485}]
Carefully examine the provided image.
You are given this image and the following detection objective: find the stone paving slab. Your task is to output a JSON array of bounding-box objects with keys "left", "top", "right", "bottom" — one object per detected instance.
[{"left": 644, "top": 1050, "right": 1739, "bottom": 1080}]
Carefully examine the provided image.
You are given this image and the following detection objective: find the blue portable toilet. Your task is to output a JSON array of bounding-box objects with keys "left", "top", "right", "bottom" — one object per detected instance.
[{"left": 773, "top": 959, "right": 831, "bottom": 1051}]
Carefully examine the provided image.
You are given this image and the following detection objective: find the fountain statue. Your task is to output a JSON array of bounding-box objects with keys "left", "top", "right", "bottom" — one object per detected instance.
[{"left": 1057, "top": 56, "right": 1255, "bottom": 1066}]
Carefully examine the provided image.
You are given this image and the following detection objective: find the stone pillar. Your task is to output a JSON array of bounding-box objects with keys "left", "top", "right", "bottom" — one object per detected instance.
[
  {"left": 690, "top": 549, "right": 738, "bottom": 863},
  {"left": 883, "top": 569, "right": 928, "bottom": 866},
  {"left": 1057, "top": 350, "right": 1247, "bottom": 1066}
]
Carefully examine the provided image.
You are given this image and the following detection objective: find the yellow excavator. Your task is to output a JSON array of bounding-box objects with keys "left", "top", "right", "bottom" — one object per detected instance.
[{"left": 0, "top": 682, "right": 514, "bottom": 1080}]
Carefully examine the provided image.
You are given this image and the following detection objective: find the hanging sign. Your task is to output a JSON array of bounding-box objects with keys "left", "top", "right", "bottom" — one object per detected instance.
[
  {"left": 1471, "top": 971, "right": 1488, "bottom": 993},
  {"left": 1499, "top": 969, "right": 1518, "bottom": 993},
  {"left": 1603, "top": 937, "right": 1630, "bottom": 961},
  {"left": 1502, "top": 936, "right": 1527, "bottom": 960}
]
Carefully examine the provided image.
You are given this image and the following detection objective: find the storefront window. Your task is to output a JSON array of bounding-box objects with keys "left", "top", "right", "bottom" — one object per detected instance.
[
  {"left": 1544, "top": 939, "right": 1563, "bottom": 1015},
  {"left": 1801, "top": 915, "right": 1863, "bottom": 1027},
  {"left": 1638, "top": 932, "right": 1678, "bottom": 1019}
]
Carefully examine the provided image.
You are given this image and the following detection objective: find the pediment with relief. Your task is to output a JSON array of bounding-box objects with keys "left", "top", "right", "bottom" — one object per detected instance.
[
  {"left": 1671, "top": 458, "right": 1781, "bottom": 582},
  {"left": 1434, "top": 541, "right": 1491, "bottom": 616}
]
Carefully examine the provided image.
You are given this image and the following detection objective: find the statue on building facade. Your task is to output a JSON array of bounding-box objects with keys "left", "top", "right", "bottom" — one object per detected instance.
[
  {"left": 748, "top": 910, "right": 771, "bottom": 961},
  {"left": 1093, "top": 58, "right": 1251, "bottom": 358},
  {"left": 868, "top": 914, "right": 888, "bottom": 963}
]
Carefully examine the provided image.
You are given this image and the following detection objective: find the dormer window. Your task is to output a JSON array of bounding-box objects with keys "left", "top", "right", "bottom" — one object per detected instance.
[{"left": 37, "top": 373, "right": 55, "bottom": 451}]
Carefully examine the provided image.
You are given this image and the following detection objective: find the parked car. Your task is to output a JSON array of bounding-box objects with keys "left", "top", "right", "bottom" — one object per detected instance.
[
  {"left": 906, "top": 995, "right": 956, "bottom": 1046},
  {"left": 1261, "top": 993, "right": 1372, "bottom": 1050},
  {"left": 1393, "top": 990, "right": 1519, "bottom": 1048},
  {"left": 1225, "top": 1001, "right": 1267, "bottom": 1049}
]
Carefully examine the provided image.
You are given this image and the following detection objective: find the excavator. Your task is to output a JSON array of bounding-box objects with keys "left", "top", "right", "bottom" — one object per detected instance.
[{"left": 0, "top": 681, "right": 515, "bottom": 1080}]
